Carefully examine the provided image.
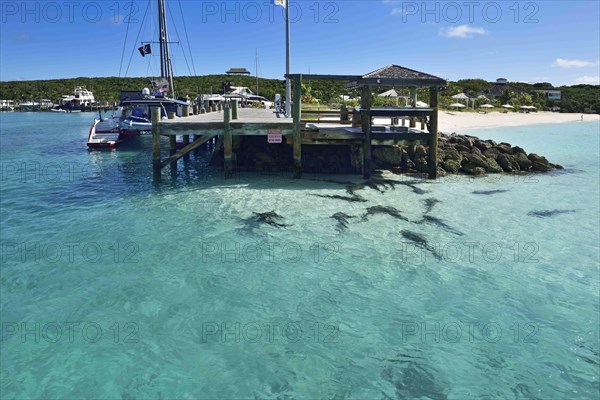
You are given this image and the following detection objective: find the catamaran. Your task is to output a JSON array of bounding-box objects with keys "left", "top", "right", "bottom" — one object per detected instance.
[{"left": 88, "top": 0, "right": 191, "bottom": 149}]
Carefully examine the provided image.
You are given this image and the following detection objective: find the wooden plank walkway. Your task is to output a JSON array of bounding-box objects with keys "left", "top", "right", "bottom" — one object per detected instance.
[{"left": 159, "top": 108, "right": 293, "bottom": 136}]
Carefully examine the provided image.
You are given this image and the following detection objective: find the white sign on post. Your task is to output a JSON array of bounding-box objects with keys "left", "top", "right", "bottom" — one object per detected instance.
[{"left": 268, "top": 129, "right": 282, "bottom": 143}]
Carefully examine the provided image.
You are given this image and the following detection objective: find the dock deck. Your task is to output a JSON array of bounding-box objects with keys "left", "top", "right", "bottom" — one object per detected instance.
[{"left": 159, "top": 108, "right": 294, "bottom": 136}]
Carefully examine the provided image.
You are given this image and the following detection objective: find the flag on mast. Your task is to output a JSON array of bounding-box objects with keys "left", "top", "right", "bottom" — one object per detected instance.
[
  {"left": 138, "top": 44, "right": 152, "bottom": 57},
  {"left": 274, "top": 0, "right": 286, "bottom": 7}
]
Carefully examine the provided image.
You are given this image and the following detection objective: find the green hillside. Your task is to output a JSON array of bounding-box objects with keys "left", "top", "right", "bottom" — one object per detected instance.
[{"left": 0, "top": 76, "right": 597, "bottom": 113}]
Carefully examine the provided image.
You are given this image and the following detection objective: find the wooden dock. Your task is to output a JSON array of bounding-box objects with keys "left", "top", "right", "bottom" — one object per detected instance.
[{"left": 151, "top": 65, "right": 446, "bottom": 180}]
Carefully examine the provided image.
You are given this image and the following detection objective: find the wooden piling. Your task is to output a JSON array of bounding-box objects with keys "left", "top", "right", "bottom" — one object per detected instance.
[
  {"left": 204, "top": 100, "right": 210, "bottom": 113},
  {"left": 409, "top": 88, "right": 417, "bottom": 128},
  {"left": 223, "top": 105, "right": 233, "bottom": 178},
  {"left": 292, "top": 75, "right": 303, "bottom": 178},
  {"left": 169, "top": 136, "right": 177, "bottom": 169},
  {"left": 231, "top": 100, "right": 238, "bottom": 120},
  {"left": 168, "top": 112, "right": 176, "bottom": 119},
  {"left": 361, "top": 85, "right": 373, "bottom": 178},
  {"left": 183, "top": 105, "right": 190, "bottom": 117},
  {"left": 340, "top": 104, "right": 349, "bottom": 123},
  {"left": 183, "top": 135, "right": 190, "bottom": 161},
  {"left": 152, "top": 107, "right": 161, "bottom": 179},
  {"left": 428, "top": 87, "right": 439, "bottom": 179}
]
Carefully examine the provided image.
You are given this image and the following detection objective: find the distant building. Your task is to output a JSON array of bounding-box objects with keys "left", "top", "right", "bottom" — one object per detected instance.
[
  {"left": 539, "top": 90, "right": 561, "bottom": 100},
  {"left": 226, "top": 68, "right": 251, "bottom": 76},
  {"left": 486, "top": 78, "right": 524, "bottom": 98}
]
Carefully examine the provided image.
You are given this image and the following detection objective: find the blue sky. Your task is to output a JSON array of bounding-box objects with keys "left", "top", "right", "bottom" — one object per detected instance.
[{"left": 1, "top": 0, "right": 599, "bottom": 86}]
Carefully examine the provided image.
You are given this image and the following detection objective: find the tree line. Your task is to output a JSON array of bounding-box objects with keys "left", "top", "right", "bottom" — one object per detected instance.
[{"left": 0, "top": 76, "right": 597, "bottom": 113}]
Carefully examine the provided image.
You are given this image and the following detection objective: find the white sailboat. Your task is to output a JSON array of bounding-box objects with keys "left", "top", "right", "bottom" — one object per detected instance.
[{"left": 88, "top": 0, "right": 190, "bottom": 148}]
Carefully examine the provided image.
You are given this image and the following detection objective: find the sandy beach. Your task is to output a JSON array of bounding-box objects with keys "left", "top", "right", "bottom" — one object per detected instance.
[{"left": 437, "top": 111, "right": 599, "bottom": 133}]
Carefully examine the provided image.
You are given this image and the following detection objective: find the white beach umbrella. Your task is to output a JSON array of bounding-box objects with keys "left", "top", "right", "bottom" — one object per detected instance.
[
  {"left": 378, "top": 89, "right": 401, "bottom": 98},
  {"left": 451, "top": 93, "right": 470, "bottom": 100},
  {"left": 416, "top": 101, "right": 429, "bottom": 107},
  {"left": 450, "top": 102, "right": 466, "bottom": 108},
  {"left": 501, "top": 104, "right": 514, "bottom": 109},
  {"left": 480, "top": 104, "right": 495, "bottom": 108}
]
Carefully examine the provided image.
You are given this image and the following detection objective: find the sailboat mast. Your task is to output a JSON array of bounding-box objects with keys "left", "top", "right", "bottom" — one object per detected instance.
[
  {"left": 158, "top": 0, "right": 175, "bottom": 98},
  {"left": 158, "top": 0, "right": 165, "bottom": 78}
]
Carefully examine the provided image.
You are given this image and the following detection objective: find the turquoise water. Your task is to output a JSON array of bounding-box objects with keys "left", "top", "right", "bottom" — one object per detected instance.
[{"left": 1, "top": 112, "right": 598, "bottom": 399}]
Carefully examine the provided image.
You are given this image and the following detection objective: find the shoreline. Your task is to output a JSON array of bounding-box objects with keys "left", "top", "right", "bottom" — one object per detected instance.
[{"left": 436, "top": 111, "right": 599, "bottom": 133}]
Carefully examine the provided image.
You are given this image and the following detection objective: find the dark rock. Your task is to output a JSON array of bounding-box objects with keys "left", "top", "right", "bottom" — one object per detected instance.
[
  {"left": 533, "top": 161, "right": 553, "bottom": 172},
  {"left": 462, "top": 163, "right": 486, "bottom": 176},
  {"left": 497, "top": 153, "right": 521, "bottom": 172},
  {"left": 496, "top": 144, "right": 513, "bottom": 154},
  {"left": 514, "top": 153, "right": 533, "bottom": 170},
  {"left": 373, "top": 146, "right": 403, "bottom": 165},
  {"left": 483, "top": 157, "right": 504, "bottom": 173},
  {"left": 442, "top": 159, "right": 461, "bottom": 173},
  {"left": 443, "top": 148, "right": 462, "bottom": 162},
  {"left": 437, "top": 149, "right": 446, "bottom": 163},
  {"left": 448, "top": 135, "right": 462, "bottom": 144},
  {"left": 414, "top": 157, "right": 429, "bottom": 173},
  {"left": 454, "top": 144, "right": 471, "bottom": 153},
  {"left": 512, "top": 146, "right": 527, "bottom": 155},
  {"left": 528, "top": 153, "right": 549, "bottom": 164},
  {"left": 471, "top": 146, "right": 483, "bottom": 156},
  {"left": 459, "top": 137, "right": 474, "bottom": 149},
  {"left": 414, "top": 145, "right": 427, "bottom": 160},
  {"left": 483, "top": 148, "right": 500, "bottom": 160},
  {"left": 474, "top": 140, "right": 493, "bottom": 151},
  {"left": 463, "top": 153, "right": 503, "bottom": 173}
]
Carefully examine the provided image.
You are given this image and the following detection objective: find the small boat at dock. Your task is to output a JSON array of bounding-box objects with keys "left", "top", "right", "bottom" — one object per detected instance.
[{"left": 87, "top": 118, "right": 126, "bottom": 148}]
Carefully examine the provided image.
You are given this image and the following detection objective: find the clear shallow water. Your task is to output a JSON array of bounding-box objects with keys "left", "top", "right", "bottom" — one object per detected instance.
[{"left": 1, "top": 112, "right": 598, "bottom": 399}]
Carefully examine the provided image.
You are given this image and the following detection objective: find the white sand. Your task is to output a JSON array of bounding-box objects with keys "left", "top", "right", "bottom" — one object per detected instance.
[{"left": 438, "top": 111, "right": 599, "bottom": 134}]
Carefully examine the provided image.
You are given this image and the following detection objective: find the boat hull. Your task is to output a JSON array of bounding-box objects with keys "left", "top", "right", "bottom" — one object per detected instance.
[{"left": 87, "top": 119, "right": 128, "bottom": 149}]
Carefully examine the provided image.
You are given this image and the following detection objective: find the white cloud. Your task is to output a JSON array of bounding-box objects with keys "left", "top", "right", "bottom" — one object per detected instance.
[
  {"left": 440, "top": 25, "right": 488, "bottom": 38},
  {"left": 390, "top": 7, "right": 403, "bottom": 15},
  {"left": 16, "top": 33, "right": 30, "bottom": 42},
  {"left": 574, "top": 76, "right": 600, "bottom": 85},
  {"left": 552, "top": 58, "right": 599, "bottom": 68}
]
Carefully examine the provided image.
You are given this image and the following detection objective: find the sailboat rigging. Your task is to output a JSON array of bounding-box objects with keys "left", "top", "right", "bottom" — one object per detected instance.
[{"left": 88, "top": 0, "right": 192, "bottom": 149}]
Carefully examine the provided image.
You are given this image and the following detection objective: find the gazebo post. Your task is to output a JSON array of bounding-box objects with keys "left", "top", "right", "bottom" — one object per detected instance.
[
  {"left": 428, "top": 87, "right": 439, "bottom": 179},
  {"left": 361, "top": 85, "right": 373, "bottom": 178},
  {"left": 292, "top": 74, "right": 303, "bottom": 178}
]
